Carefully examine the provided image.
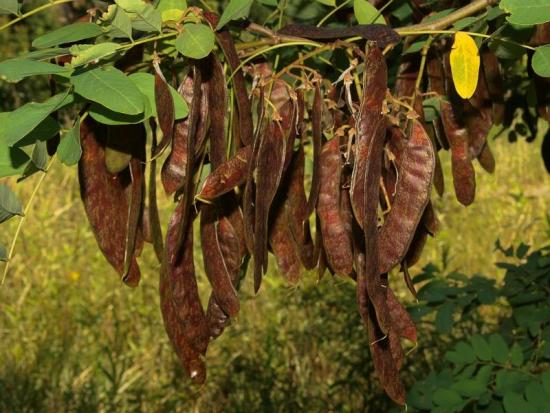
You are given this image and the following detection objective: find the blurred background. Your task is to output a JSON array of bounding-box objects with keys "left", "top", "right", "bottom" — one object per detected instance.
[{"left": 1, "top": 2, "right": 549, "bottom": 412}]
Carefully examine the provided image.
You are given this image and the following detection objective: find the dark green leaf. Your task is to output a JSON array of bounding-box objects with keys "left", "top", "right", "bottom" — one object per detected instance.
[
  {"left": 71, "top": 67, "right": 144, "bottom": 115},
  {"left": 89, "top": 104, "right": 145, "bottom": 125},
  {"left": 20, "top": 47, "right": 70, "bottom": 61},
  {"left": 432, "top": 388, "right": 462, "bottom": 406},
  {"left": 58, "top": 118, "right": 81, "bottom": 166},
  {"left": 475, "top": 365, "right": 493, "bottom": 386},
  {"left": 489, "top": 25, "right": 533, "bottom": 60},
  {"left": 495, "top": 371, "right": 525, "bottom": 396},
  {"left": 0, "top": 59, "right": 71, "bottom": 83},
  {"left": 423, "top": 96, "right": 441, "bottom": 122},
  {"left": 503, "top": 393, "right": 529, "bottom": 413},
  {"left": 510, "top": 343, "right": 523, "bottom": 366},
  {"left": 32, "top": 22, "right": 104, "bottom": 49},
  {"left": 0, "top": 244, "right": 7, "bottom": 261},
  {"left": 0, "top": 92, "right": 73, "bottom": 146},
  {"left": 175, "top": 23, "right": 215, "bottom": 59},
  {"left": 451, "top": 379, "right": 485, "bottom": 398},
  {"left": 525, "top": 382, "right": 546, "bottom": 409},
  {"left": 14, "top": 117, "right": 60, "bottom": 148},
  {"left": 455, "top": 341, "right": 476, "bottom": 364},
  {"left": 471, "top": 335, "right": 492, "bottom": 361},
  {"left": 435, "top": 303, "right": 455, "bottom": 334},
  {"left": 489, "top": 334, "right": 509, "bottom": 364},
  {"left": 0, "top": 183, "right": 23, "bottom": 223},
  {"left": 216, "top": 0, "right": 253, "bottom": 30},
  {"left": 0, "top": 0, "right": 19, "bottom": 15},
  {"left": 532, "top": 45, "right": 550, "bottom": 78}
]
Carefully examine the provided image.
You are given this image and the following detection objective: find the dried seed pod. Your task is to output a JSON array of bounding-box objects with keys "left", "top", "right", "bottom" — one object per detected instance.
[
  {"left": 477, "top": 141, "right": 496, "bottom": 173},
  {"left": 306, "top": 83, "right": 323, "bottom": 216},
  {"left": 317, "top": 138, "right": 353, "bottom": 276},
  {"left": 78, "top": 119, "right": 142, "bottom": 287},
  {"left": 464, "top": 68, "right": 493, "bottom": 159},
  {"left": 480, "top": 49, "right": 505, "bottom": 125},
  {"left": 160, "top": 202, "right": 209, "bottom": 383},
  {"left": 198, "top": 145, "right": 252, "bottom": 200},
  {"left": 379, "top": 120, "right": 435, "bottom": 274},
  {"left": 387, "top": 288, "right": 416, "bottom": 342},
  {"left": 153, "top": 67, "right": 175, "bottom": 157},
  {"left": 148, "top": 129, "right": 164, "bottom": 262},
  {"left": 206, "top": 53, "right": 228, "bottom": 168},
  {"left": 253, "top": 120, "right": 286, "bottom": 292}
]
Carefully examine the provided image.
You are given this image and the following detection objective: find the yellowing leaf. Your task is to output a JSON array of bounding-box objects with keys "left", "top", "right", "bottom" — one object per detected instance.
[{"left": 449, "top": 32, "right": 480, "bottom": 99}]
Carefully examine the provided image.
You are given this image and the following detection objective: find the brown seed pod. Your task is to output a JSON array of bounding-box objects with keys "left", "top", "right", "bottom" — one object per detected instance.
[
  {"left": 148, "top": 130, "right": 164, "bottom": 262},
  {"left": 317, "top": 138, "right": 353, "bottom": 276},
  {"left": 78, "top": 119, "right": 143, "bottom": 287},
  {"left": 480, "top": 49, "right": 505, "bottom": 125},
  {"left": 160, "top": 202, "right": 209, "bottom": 383},
  {"left": 306, "top": 83, "right": 323, "bottom": 216},
  {"left": 152, "top": 67, "right": 175, "bottom": 157},
  {"left": 206, "top": 53, "right": 228, "bottom": 168},
  {"left": 198, "top": 145, "right": 252, "bottom": 200},
  {"left": 477, "top": 141, "right": 496, "bottom": 173},
  {"left": 379, "top": 119, "right": 435, "bottom": 274},
  {"left": 387, "top": 288, "right": 417, "bottom": 343}
]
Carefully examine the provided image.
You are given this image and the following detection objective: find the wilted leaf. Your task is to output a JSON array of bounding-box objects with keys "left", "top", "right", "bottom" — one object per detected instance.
[
  {"left": 32, "top": 23, "right": 104, "bottom": 49},
  {"left": 216, "top": 0, "right": 253, "bottom": 30},
  {"left": 72, "top": 67, "right": 145, "bottom": 115},
  {"left": 0, "top": 59, "right": 72, "bottom": 83},
  {"left": 450, "top": 32, "right": 480, "bottom": 99},
  {"left": 353, "top": 0, "right": 385, "bottom": 24},
  {"left": 0, "top": 183, "right": 23, "bottom": 223},
  {"left": 175, "top": 24, "right": 215, "bottom": 59},
  {"left": 532, "top": 45, "right": 550, "bottom": 78},
  {"left": 58, "top": 118, "right": 82, "bottom": 165}
]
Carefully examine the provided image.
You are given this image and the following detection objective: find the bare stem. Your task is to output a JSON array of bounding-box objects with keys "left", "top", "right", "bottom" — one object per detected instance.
[{"left": 0, "top": 0, "right": 74, "bottom": 32}]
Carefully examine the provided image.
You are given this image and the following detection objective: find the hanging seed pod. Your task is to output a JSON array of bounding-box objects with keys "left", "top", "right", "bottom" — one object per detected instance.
[
  {"left": 78, "top": 119, "right": 144, "bottom": 287},
  {"left": 306, "top": 83, "right": 323, "bottom": 216},
  {"left": 477, "top": 141, "right": 496, "bottom": 173},
  {"left": 152, "top": 66, "right": 175, "bottom": 157},
  {"left": 148, "top": 129, "right": 164, "bottom": 263},
  {"left": 160, "top": 202, "right": 209, "bottom": 383}
]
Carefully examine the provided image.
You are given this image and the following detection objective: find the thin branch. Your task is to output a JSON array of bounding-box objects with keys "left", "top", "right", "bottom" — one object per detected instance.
[{"left": 0, "top": 0, "right": 74, "bottom": 32}]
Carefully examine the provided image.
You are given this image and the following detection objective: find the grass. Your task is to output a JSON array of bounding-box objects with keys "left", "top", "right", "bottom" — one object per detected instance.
[{"left": 0, "top": 126, "right": 549, "bottom": 412}]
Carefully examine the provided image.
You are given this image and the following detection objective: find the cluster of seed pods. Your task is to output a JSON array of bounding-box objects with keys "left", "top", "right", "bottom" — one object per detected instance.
[{"left": 75, "top": 16, "right": 522, "bottom": 404}]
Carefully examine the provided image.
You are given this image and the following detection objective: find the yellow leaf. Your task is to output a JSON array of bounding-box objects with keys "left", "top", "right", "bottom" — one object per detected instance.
[{"left": 449, "top": 32, "right": 480, "bottom": 99}]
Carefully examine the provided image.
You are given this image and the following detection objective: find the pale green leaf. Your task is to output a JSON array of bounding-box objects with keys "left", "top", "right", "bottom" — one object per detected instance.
[
  {"left": 20, "top": 47, "right": 70, "bottom": 61},
  {"left": 353, "top": 0, "right": 385, "bottom": 24},
  {"left": 0, "top": 183, "right": 23, "bottom": 223},
  {"left": 0, "top": 0, "right": 19, "bottom": 15},
  {"left": 500, "top": 0, "right": 550, "bottom": 26},
  {"left": 176, "top": 23, "right": 215, "bottom": 59},
  {"left": 102, "top": 5, "right": 133, "bottom": 39},
  {"left": 70, "top": 43, "right": 120, "bottom": 67},
  {"left": 0, "top": 244, "right": 7, "bottom": 261},
  {"left": 156, "top": 0, "right": 186, "bottom": 21},
  {"left": 216, "top": 0, "right": 253, "bottom": 30},
  {"left": 1, "top": 92, "right": 73, "bottom": 146},
  {"left": 71, "top": 67, "right": 145, "bottom": 115},
  {"left": 316, "top": 0, "right": 335, "bottom": 6},
  {"left": 58, "top": 118, "right": 82, "bottom": 165},
  {"left": 532, "top": 45, "right": 550, "bottom": 78},
  {"left": 0, "top": 117, "right": 29, "bottom": 177},
  {"left": 116, "top": 0, "right": 162, "bottom": 32},
  {"left": 129, "top": 72, "right": 188, "bottom": 119},
  {"left": 0, "top": 59, "right": 72, "bottom": 83},
  {"left": 32, "top": 23, "right": 104, "bottom": 49}
]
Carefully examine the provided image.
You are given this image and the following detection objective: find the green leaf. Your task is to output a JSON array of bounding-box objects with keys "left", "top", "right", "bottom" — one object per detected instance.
[
  {"left": 510, "top": 343, "right": 523, "bottom": 366},
  {"left": 129, "top": 72, "right": 188, "bottom": 119},
  {"left": 432, "top": 388, "right": 462, "bottom": 406},
  {"left": 455, "top": 341, "right": 476, "bottom": 364},
  {"left": 175, "top": 23, "right": 215, "bottom": 59},
  {"left": 0, "top": 59, "right": 72, "bottom": 83},
  {"left": 0, "top": 244, "right": 7, "bottom": 261},
  {"left": 503, "top": 393, "right": 529, "bottom": 413},
  {"left": 102, "top": 5, "right": 133, "bottom": 39},
  {"left": 115, "top": 0, "right": 162, "bottom": 33},
  {"left": 89, "top": 105, "right": 145, "bottom": 125},
  {"left": 435, "top": 303, "right": 455, "bottom": 334},
  {"left": 216, "top": 0, "right": 253, "bottom": 30},
  {"left": 14, "top": 117, "right": 60, "bottom": 148},
  {"left": 0, "top": 0, "right": 19, "bottom": 15},
  {"left": 20, "top": 47, "right": 70, "bottom": 61},
  {"left": 543, "top": 371, "right": 550, "bottom": 396},
  {"left": 71, "top": 67, "right": 144, "bottom": 115},
  {"left": 0, "top": 183, "right": 23, "bottom": 223},
  {"left": 70, "top": 43, "right": 120, "bottom": 67},
  {"left": 0, "top": 144, "right": 28, "bottom": 177},
  {"left": 489, "top": 334, "right": 509, "bottom": 364},
  {"left": 404, "top": 39, "right": 428, "bottom": 55},
  {"left": 499, "top": 0, "right": 550, "bottom": 26},
  {"left": 532, "top": 45, "right": 550, "bottom": 78},
  {"left": 58, "top": 118, "right": 82, "bottom": 166},
  {"left": 353, "top": 0, "right": 385, "bottom": 24},
  {"left": 32, "top": 22, "right": 104, "bottom": 49},
  {"left": 471, "top": 335, "right": 492, "bottom": 361},
  {"left": 423, "top": 96, "right": 441, "bottom": 122},
  {"left": 156, "top": 0, "right": 186, "bottom": 21},
  {"left": 451, "top": 379, "right": 485, "bottom": 398},
  {"left": 316, "top": 0, "right": 335, "bottom": 6},
  {"left": 475, "top": 365, "right": 493, "bottom": 386},
  {"left": 29, "top": 140, "right": 48, "bottom": 171},
  {"left": 496, "top": 371, "right": 525, "bottom": 396},
  {"left": 489, "top": 25, "right": 533, "bottom": 60},
  {"left": 0, "top": 92, "right": 73, "bottom": 146},
  {"left": 525, "top": 382, "right": 547, "bottom": 410}
]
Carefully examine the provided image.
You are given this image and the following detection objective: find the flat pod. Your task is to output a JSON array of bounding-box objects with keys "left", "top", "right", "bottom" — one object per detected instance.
[
  {"left": 153, "top": 69, "right": 175, "bottom": 157},
  {"left": 306, "top": 83, "right": 323, "bottom": 216},
  {"left": 206, "top": 53, "right": 228, "bottom": 168},
  {"left": 160, "top": 202, "right": 209, "bottom": 383},
  {"left": 387, "top": 288, "right": 417, "bottom": 342},
  {"left": 198, "top": 145, "right": 252, "bottom": 200},
  {"left": 200, "top": 206, "right": 240, "bottom": 316},
  {"left": 480, "top": 49, "right": 505, "bottom": 125},
  {"left": 78, "top": 118, "right": 142, "bottom": 287},
  {"left": 378, "top": 120, "right": 435, "bottom": 274},
  {"left": 316, "top": 138, "right": 353, "bottom": 276}
]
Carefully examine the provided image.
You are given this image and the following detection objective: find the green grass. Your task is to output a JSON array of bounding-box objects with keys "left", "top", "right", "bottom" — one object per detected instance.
[{"left": 0, "top": 128, "right": 549, "bottom": 412}]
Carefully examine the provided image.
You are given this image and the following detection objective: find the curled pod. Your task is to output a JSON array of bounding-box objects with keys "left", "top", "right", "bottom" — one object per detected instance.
[
  {"left": 78, "top": 119, "right": 143, "bottom": 287},
  {"left": 316, "top": 139, "right": 353, "bottom": 276},
  {"left": 197, "top": 145, "right": 252, "bottom": 201},
  {"left": 160, "top": 202, "right": 209, "bottom": 383}
]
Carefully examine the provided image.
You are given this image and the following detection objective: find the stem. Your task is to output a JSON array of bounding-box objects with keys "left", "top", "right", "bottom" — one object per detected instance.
[
  {"left": 317, "top": 0, "right": 351, "bottom": 27},
  {"left": 1, "top": 156, "right": 56, "bottom": 286},
  {"left": 411, "top": 36, "right": 432, "bottom": 104},
  {"left": 0, "top": 0, "right": 74, "bottom": 32},
  {"left": 120, "top": 31, "right": 178, "bottom": 50},
  {"left": 395, "top": 0, "right": 498, "bottom": 33}
]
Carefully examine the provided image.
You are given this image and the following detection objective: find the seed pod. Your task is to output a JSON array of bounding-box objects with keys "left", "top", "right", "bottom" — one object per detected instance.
[
  {"left": 78, "top": 119, "right": 142, "bottom": 287},
  {"left": 198, "top": 145, "right": 252, "bottom": 200},
  {"left": 253, "top": 120, "right": 286, "bottom": 292},
  {"left": 379, "top": 120, "right": 435, "bottom": 274},
  {"left": 306, "top": 83, "right": 323, "bottom": 216},
  {"left": 206, "top": 53, "right": 228, "bottom": 168},
  {"left": 161, "top": 75, "right": 194, "bottom": 195},
  {"left": 200, "top": 206, "right": 240, "bottom": 316},
  {"left": 152, "top": 67, "right": 175, "bottom": 157},
  {"left": 316, "top": 138, "right": 353, "bottom": 276},
  {"left": 160, "top": 202, "right": 209, "bottom": 383},
  {"left": 477, "top": 141, "right": 496, "bottom": 173},
  {"left": 480, "top": 49, "right": 505, "bottom": 125},
  {"left": 148, "top": 129, "right": 164, "bottom": 262},
  {"left": 464, "top": 68, "right": 492, "bottom": 159}
]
